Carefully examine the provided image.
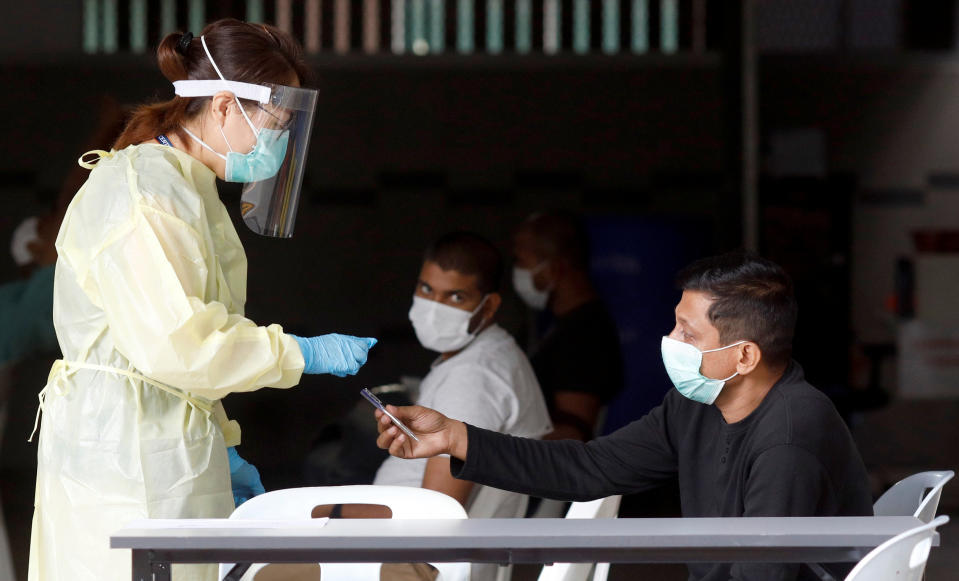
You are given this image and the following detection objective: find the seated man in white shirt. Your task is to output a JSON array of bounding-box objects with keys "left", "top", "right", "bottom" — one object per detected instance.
[{"left": 320, "top": 231, "right": 552, "bottom": 581}]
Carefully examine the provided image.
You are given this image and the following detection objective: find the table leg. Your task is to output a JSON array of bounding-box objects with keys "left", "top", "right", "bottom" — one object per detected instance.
[
  {"left": 131, "top": 550, "right": 151, "bottom": 581},
  {"left": 152, "top": 560, "right": 171, "bottom": 581},
  {"left": 131, "top": 550, "right": 171, "bottom": 581}
]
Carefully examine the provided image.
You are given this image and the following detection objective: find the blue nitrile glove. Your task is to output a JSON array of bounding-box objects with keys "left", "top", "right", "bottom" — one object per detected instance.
[
  {"left": 291, "top": 334, "right": 378, "bottom": 377},
  {"left": 227, "top": 446, "right": 266, "bottom": 507}
]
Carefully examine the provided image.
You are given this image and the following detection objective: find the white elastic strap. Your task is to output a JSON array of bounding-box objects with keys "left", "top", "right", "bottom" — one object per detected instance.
[
  {"left": 181, "top": 126, "right": 227, "bottom": 160},
  {"left": 216, "top": 124, "right": 236, "bottom": 153},
  {"left": 200, "top": 34, "right": 229, "bottom": 85},
  {"left": 200, "top": 35, "right": 262, "bottom": 133},
  {"left": 701, "top": 340, "right": 748, "bottom": 354}
]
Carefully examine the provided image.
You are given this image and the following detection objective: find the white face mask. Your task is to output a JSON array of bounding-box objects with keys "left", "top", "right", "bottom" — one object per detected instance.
[
  {"left": 10, "top": 216, "right": 40, "bottom": 266},
  {"left": 408, "top": 295, "right": 489, "bottom": 353},
  {"left": 512, "top": 262, "right": 550, "bottom": 310}
]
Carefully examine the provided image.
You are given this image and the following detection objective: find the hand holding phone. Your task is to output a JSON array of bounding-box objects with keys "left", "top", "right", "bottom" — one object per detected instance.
[{"left": 361, "top": 388, "right": 420, "bottom": 442}]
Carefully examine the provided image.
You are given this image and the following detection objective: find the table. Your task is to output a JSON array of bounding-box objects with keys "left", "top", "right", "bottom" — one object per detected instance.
[{"left": 112, "top": 516, "right": 929, "bottom": 581}]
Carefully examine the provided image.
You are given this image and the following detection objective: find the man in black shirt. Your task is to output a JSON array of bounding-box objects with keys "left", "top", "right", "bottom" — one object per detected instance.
[
  {"left": 512, "top": 212, "right": 624, "bottom": 441},
  {"left": 376, "top": 252, "right": 873, "bottom": 581}
]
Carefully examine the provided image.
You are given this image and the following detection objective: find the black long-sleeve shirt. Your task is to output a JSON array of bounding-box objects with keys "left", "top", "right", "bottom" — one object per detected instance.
[{"left": 451, "top": 362, "right": 873, "bottom": 581}]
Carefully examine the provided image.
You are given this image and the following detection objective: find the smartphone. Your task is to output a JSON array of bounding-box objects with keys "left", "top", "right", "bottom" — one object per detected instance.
[{"left": 361, "top": 388, "right": 420, "bottom": 442}]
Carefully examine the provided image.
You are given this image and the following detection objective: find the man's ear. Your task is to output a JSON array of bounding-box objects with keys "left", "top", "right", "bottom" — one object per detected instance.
[
  {"left": 736, "top": 342, "right": 762, "bottom": 375},
  {"left": 484, "top": 293, "right": 502, "bottom": 318},
  {"left": 468, "top": 293, "right": 501, "bottom": 333},
  {"left": 534, "top": 259, "right": 558, "bottom": 290}
]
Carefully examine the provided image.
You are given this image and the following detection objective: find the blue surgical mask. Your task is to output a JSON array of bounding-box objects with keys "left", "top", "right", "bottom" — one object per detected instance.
[
  {"left": 661, "top": 336, "right": 746, "bottom": 405},
  {"left": 224, "top": 127, "right": 289, "bottom": 183},
  {"left": 181, "top": 109, "right": 290, "bottom": 183}
]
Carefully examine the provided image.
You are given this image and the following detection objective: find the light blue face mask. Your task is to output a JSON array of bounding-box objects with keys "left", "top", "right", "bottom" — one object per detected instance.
[
  {"left": 661, "top": 336, "right": 747, "bottom": 405},
  {"left": 181, "top": 121, "right": 290, "bottom": 183},
  {"left": 223, "top": 127, "right": 289, "bottom": 183}
]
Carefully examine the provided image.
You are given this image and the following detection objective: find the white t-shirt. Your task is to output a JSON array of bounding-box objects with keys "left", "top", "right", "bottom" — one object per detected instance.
[{"left": 374, "top": 323, "right": 552, "bottom": 515}]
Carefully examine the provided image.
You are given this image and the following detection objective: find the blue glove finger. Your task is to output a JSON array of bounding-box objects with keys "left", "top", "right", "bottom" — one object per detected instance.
[{"left": 341, "top": 336, "right": 378, "bottom": 376}]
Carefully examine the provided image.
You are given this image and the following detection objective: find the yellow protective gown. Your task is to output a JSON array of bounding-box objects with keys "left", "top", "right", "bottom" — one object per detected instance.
[{"left": 28, "top": 144, "right": 305, "bottom": 581}]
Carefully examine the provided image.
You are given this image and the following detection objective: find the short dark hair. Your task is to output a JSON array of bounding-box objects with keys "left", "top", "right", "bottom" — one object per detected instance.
[
  {"left": 676, "top": 252, "right": 797, "bottom": 367},
  {"left": 518, "top": 211, "right": 590, "bottom": 271},
  {"left": 424, "top": 232, "right": 504, "bottom": 295}
]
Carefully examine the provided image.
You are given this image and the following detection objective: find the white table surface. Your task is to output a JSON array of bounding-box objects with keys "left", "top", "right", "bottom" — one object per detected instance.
[{"left": 112, "top": 516, "right": 929, "bottom": 580}]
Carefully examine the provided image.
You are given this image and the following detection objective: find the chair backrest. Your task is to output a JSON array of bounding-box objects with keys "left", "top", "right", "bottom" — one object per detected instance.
[
  {"left": 536, "top": 496, "right": 622, "bottom": 581},
  {"left": 468, "top": 486, "right": 530, "bottom": 581},
  {"left": 0, "top": 494, "right": 15, "bottom": 581},
  {"left": 844, "top": 515, "right": 948, "bottom": 581},
  {"left": 219, "top": 485, "right": 470, "bottom": 581},
  {"left": 873, "top": 470, "right": 955, "bottom": 522}
]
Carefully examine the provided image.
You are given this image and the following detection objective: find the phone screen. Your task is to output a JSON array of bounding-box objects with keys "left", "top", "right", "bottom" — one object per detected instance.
[{"left": 361, "top": 388, "right": 420, "bottom": 442}]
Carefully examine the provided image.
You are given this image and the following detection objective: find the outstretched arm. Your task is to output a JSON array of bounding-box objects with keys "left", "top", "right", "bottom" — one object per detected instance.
[{"left": 376, "top": 403, "right": 678, "bottom": 502}]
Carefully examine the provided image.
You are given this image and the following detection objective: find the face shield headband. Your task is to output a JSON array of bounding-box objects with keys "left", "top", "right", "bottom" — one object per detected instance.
[{"left": 172, "top": 36, "right": 319, "bottom": 238}]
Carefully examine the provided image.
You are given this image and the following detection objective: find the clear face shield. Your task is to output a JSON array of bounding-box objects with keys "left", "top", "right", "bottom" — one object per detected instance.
[
  {"left": 172, "top": 35, "right": 319, "bottom": 238},
  {"left": 237, "top": 84, "right": 318, "bottom": 238}
]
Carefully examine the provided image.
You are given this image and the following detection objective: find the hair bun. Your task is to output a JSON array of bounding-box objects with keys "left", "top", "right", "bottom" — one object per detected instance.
[{"left": 176, "top": 32, "right": 193, "bottom": 55}]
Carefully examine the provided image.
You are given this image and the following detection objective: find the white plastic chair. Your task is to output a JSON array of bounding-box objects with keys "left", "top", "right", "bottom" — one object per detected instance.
[
  {"left": 531, "top": 410, "right": 609, "bottom": 522},
  {"left": 218, "top": 485, "right": 471, "bottom": 581},
  {"left": 843, "top": 515, "right": 948, "bottom": 581},
  {"left": 808, "top": 469, "right": 956, "bottom": 581},
  {"left": 874, "top": 471, "right": 955, "bottom": 523},
  {"left": 465, "top": 485, "right": 529, "bottom": 581},
  {"left": 0, "top": 385, "right": 15, "bottom": 581},
  {"left": 536, "top": 496, "right": 622, "bottom": 581}
]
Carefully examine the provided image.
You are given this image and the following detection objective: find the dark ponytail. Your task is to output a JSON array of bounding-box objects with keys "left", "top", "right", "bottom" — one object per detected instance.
[{"left": 113, "top": 19, "right": 310, "bottom": 150}]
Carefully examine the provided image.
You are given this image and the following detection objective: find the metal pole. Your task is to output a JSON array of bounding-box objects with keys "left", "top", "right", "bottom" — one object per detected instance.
[
  {"left": 247, "top": 0, "right": 264, "bottom": 23},
  {"left": 364, "top": 0, "right": 380, "bottom": 54},
  {"left": 335, "top": 0, "right": 351, "bottom": 53},
  {"left": 457, "top": 0, "right": 474, "bottom": 53},
  {"left": 742, "top": 0, "right": 759, "bottom": 251},
  {"left": 429, "top": 0, "right": 445, "bottom": 53},
  {"left": 130, "top": 0, "right": 148, "bottom": 53},
  {"left": 83, "top": 0, "right": 99, "bottom": 53},
  {"left": 631, "top": 0, "right": 648, "bottom": 53},
  {"left": 487, "top": 0, "right": 504, "bottom": 54},
  {"left": 544, "top": 0, "right": 561, "bottom": 54},
  {"left": 392, "top": 0, "right": 407, "bottom": 54},
  {"left": 305, "top": 0, "right": 322, "bottom": 53},
  {"left": 723, "top": 0, "right": 759, "bottom": 251}
]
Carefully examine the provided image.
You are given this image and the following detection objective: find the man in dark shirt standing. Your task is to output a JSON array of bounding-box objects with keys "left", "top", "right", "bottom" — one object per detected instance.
[
  {"left": 512, "top": 211, "right": 624, "bottom": 441},
  {"left": 376, "top": 252, "right": 873, "bottom": 581}
]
